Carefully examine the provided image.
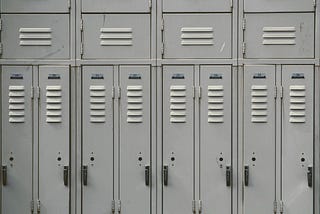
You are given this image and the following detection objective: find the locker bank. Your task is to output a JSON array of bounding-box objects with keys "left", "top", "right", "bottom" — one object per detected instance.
[{"left": 0, "top": 0, "right": 319, "bottom": 213}]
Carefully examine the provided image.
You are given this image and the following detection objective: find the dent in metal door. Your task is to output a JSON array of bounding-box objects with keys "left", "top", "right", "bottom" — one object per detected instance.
[
  {"left": 2, "top": 0, "right": 69, "bottom": 13},
  {"left": 199, "top": 66, "right": 232, "bottom": 214},
  {"left": 39, "top": 66, "right": 70, "bottom": 213},
  {"left": 244, "top": 13, "right": 314, "bottom": 59},
  {"left": 243, "top": 65, "right": 276, "bottom": 214},
  {"left": 163, "top": 14, "right": 232, "bottom": 59},
  {"left": 162, "top": 0, "right": 232, "bottom": 12},
  {"left": 281, "top": 65, "right": 314, "bottom": 214},
  {"left": 119, "top": 66, "right": 151, "bottom": 214},
  {"left": 1, "top": 66, "right": 33, "bottom": 214},
  {"left": 82, "top": 14, "right": 150, "bottom": 59},
  {"left": 162, "top": 66, "right": 194, "bottom": 214},
  {"left": 82, "top": 0, "right": 150, "bottom": 12},
  {"left": 1, "top": 14, "right": 70, "bottom": 59},
  {"left": 244, "top": 0, "right": 314, "bottom": 12},
  {"left": 82, "top": 66, "right": 114, "bottom": 214}
]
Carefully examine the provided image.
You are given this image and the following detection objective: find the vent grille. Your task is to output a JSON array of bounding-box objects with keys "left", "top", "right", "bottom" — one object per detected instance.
[
  {"left": 289, "top": 85, "right": 306, "bottom": 123},
  {"left": 8, "top": 85, "right": 25, "bottom": 123},
  {"left": 100, "top": 28, "right": 133, "bottom": 46},
  {"left": 262, "top": 27, "right": 296, "bottom": 45},
  {"left": 181, "top": 27, "right": 214, "bottom": 46},
  {"left": 251, "top": 85, "right": 268, "bottom": 123},
  {"left": 46, "top": 85, "right": 62, "bottom": 123},
  {"left": 208, "top": 85, "right": 224, "bottom": 123},
  {"left": 19, "top": 28, "right": 52, "bottom": 46},
  {"left": 170, "top": 85, "right": 187, "bottom": 123},
  {"left": 127, "top": 85, "right": 143, "bottom": 123},
  {"left": 90, "top": 85, "right": 106, "bottom": 123}
]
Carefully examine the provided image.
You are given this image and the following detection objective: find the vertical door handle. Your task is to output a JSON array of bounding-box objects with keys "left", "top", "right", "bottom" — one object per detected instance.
[
  {"left": 63, "top": 166, "right": 69, "bottom": 186},
  {"left": 307, "top": 166, "right": 313, "bottom": 187},
  {"left": 226, "top": 165, "right": 232, "bottom": 187},
  {"left": 244, "top": 165, "right": 249, "bottom": 186},
  {"left": 82, "top": 165, "right": 88, "bottom": 186},
  {"left": 163, "top": 165, "right": 168, "bottom": 186},
  {"left": 145, "top": 165, "right": 150, "bottom": 186},
  {"left": 2, "top": 165, "right": 7, "bottom": 186}
]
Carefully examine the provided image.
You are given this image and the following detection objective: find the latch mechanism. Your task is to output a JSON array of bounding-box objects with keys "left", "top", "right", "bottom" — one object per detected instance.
[
  {"left": 82, "top": 165, "right": 88, "bottom": 186},
  {"left": 2, "top": 165, "right": 7, "bottom": 186}
]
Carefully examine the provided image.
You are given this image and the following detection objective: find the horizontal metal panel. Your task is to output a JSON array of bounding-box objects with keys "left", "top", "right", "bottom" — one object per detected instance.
[{"left": 244, "top": 0, "right": 314, "bottom": 12}]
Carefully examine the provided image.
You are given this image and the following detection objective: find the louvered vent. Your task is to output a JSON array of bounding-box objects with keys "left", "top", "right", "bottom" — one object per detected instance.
[
  {"left": 262, "top": 27, "right": 296, "bottom": 45},
  {"left": 46, "top": 86, "right": 62, "bottom": 123},
  {"left": 208, "top": 85, "right": 224, "bottom": 123},
  {"left": 8, "top": 85, "right": 25, "bottom": 123},
  {"left": 90, "top": 86, "right": 106, "bottom": 123},
  {"left": 181, "top": 27, "right": 214, "bottom": 46},
  {"left": 170, "top": 85, "right": 187, "bottom": 123},
  {"left": 127, "top": 85, "right": 143, "bottom": 123},
  {"left": 100, "top": 28, "right": 133, "bottom": 46},
  {"left": 19, "top": 28, "right": 52, "bottom": 46},
  {"left": 251, "top": 85, "right": 268, "bottom": 123},
  {"left": 289, "top": 85, "right": 306, "bottom": 123}
]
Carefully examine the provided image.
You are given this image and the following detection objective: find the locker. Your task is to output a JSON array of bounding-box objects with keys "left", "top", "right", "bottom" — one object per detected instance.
[
  {"left": 1, "top": 0, "right": 70, "bottom": 13},
  {"left": 244, "top": 13, "right": 314, "bottom": 59},
  {"left": 243, "top": 65, "right": 276, "bottom": 214},
  {"left": 82, "top": 0, "right": 150, "bottom": 13},
  {"left": 162, "top": 0, "right": 232, "bottom": 12},
  {"left": 162, "top": 66, "right": 194, "bottom": 214},
  {"left": 82, "top": 66, "right": 114, "bottom": 214},
  {"left": 38, "top": 66, "right": 70, "bottom": 213},
  {"left": 1, "top": 66, "right": 33, "bottom": 214},
  {"left": 244, "top": 0, "right": 315, "bottom": 12},
  {"left": 163, "top": 14, "right": 232, "bottom": 59},
  {"left": 1, "top": 14, "right": 70, "bottom": 59},
  {"left": 199, "top": 66, "right": 232, "bottom": 214},
  {"left": 281, "top": 65, "right": 314, "bottom": 214},
  {"left": 119, "top": 66, "right": 151, "bottom": 214},
  {"left": 82, "top": 14, "right": 150, "bottom": 59}
]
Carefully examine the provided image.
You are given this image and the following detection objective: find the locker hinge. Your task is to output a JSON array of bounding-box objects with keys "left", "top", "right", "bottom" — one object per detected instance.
[
  {"left": 279, "top": 201, "right": 284, "bottom": 214},
  {"left": 242, "top": 18, "right": 246, "bottom": 30},
  {"left": 112, "top": 86, "right": 115, "bottom": 99},
  {"left": 161, "top": 42, "right": 164, "bottom": 56},
  {"left": 149, "top": 0, "right": 152, "bottom": 10},
  {"left": 36, "top": 86, "right": 40, "bottom": 99},
  {"left": 242, "top": 42, "right": 246, "bottom": 55},
  {"left": 273, "top": 201, "right": 277, "bottom": 214},
  {"left": 80, "top": 42, "right": 84, "bottom": 56},
  {"left": 118, "top": 87, "right": 121, "bottom": 99},
  {"left": 198, "top": 86, "right": 202, "bottom": 99},
  {"left": 192, "top": 86, "right": 196, "bottom": 99},
  {"left": 274, "top": 86, "right": 277, "bottom": 99},
  {"left": 161, "top": 18, "right": 164, "bottom": 31},
  {"left": 313, "top": 0, "right": 317, "bottom": 8},
  {"left": 198, "top": 200, "right": 203, "bottom": 214},
  {"left": 117, "top": 200, "right": 121, "bottom": 214},
  {"left": 0, "top": 43, "right": 3, "bottom": 55},
  {"left": 192, "top": 200, "right": 196, "bottom": 214},
  {"left": 30, "top": 200, "right": 34, "bottom": 213},
  {"left": 36, "top": 199, "right": 41, "bottom": 214},
  {"left": 0, "top": 19, "right": 3, "bottom": 31},
  {"left": 280, "top": 86, "right": 283, "bottom": 99},
  {"left": 31, "top": 86, "right": 34, "bottom": 99},
  {"left": 111, "top": 200, "right": 116, "bottom": 214},
  {"left": 67, "top": 0, "right": 71, "bottom": 9},
  {"left": 80, "top": 19, "right": 84, "bottom": 32},
  {"left": 230, "top": 0, "right": 233, "bottom": 9}
]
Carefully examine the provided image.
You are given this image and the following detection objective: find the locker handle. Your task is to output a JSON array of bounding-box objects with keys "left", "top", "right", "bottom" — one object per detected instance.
[
  {"left": 244, "top": 165, "right": 249, "bottom": 186},
  {"left": 226, "top": 165, "right": 232, "bottom": 187},
  {"left": 163, "top": 165, "right": 168, "bottom": 186},
  {"left": 63, "top": 166, "right": 69, "bottom": 186},
  {"left": 307, "top": 166, "right": 313, "bottom": 187},
  {"left": 82, "top": 165, "right": 88, "bottom": 186},
  {"left": 145, "top": 165, "right": 150, "bottom": 186},
  {"left": 2, "top": 165, "right": 7, "bottom": 186}
]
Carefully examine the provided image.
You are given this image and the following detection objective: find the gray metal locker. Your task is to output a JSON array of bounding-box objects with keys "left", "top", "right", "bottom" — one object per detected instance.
[
  {"left": 244, "top": 0, "right": 315, "bottom": 12},
  {"left": 243, "top": 65, "right": 276, "bottom": 214},
  {"left": 82, "top": 0, "right": 150, "bottom": 12},
  {"left": 1, "top": 66, "right": 33, "bottom": 214},
  {"left": 162, "top": 0, "right": 232, "bottom": 12},
  {"left": 119, "top": 66, "right": 151, "bottom": 214},
  {"left": 82, "top": 14, "right": 150, "bottom": 59},
  {"left": 1, "top": 0, "right": 70, "bottom": 13},
  {"left": 199, "top": 66, "right": 232, "bottom": 214},
  {"left": 38, "top": 66, "right": 70, "bottom": 213},
  {"left": 281, "top": 65, "right": 314, "bottom": 214},
  {"left": 162, "top": 66, "right": 194, "bottom": 214},
  {"left": 1, "top": 14, "right": 70, "bottom": 59},
  {"left": 244, "top": 13, "right": 314, "bottom": 59},
  {"left": 163, "top": 14, "right": 232, "bottom": 59},
  {"left": 82, "top": 66, "right": 114, "bottom": 214}
]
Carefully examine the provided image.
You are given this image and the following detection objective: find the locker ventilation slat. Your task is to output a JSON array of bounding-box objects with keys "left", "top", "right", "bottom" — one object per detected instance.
[
  {"left": 289, "top": 85, "right": 306, "bottom": 123},
  {"left": 181, "top": 27, "right": 214, "bottom": 46},
  {"left": 46, "top": 85, "right": 62, "bottom": 123},
  {"left": 208, "top": 85, "right": 224, "bottom": 123},
  {"left": 170, "top": 85, "right": 187, "bottom": 123},
  {"left": 8, "top": 85, "right": 25, "bottom": 123},
  {"left": 127, "top": 85, "right": 143, "bottom": 123},
  {"left": 19, "top": 28, "right": 52, "bottom": 46},
  {"left": 251, "top": 85, "right": 268, "bottom": 123},
  {"left": 90, "top": 85, "right": 106, "bottom": 123},
  {"left": 262, "top": 27, "right": 296, "bottom": 45},
  {"left": 100, "top": 28, "right": 133, "bottom": 46}
]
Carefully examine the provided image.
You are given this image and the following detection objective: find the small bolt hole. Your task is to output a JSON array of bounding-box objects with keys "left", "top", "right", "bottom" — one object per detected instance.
[
  {"left": 171, "top": 157, "right": 175, "bottom": 161},
  {"left": 219, "top": 157, "right": 224, "bottom": 162},
  {"left": 9, "top": 157, "right": 14, "bottom": 161},
  {"left": 57, "top": 157, "right": 62, "bottom": 161},
  {"left": 301, "top": 158, "right": 305, "bottom": 162},
  {"left": 138, "top": 157, "right": 143, "bottom": 161},
  {"left": 90, "top": 157, "right": 95, "bottom": 161},
  {"left": 252, "top": 157, "right": 256, "bottom": 162}
]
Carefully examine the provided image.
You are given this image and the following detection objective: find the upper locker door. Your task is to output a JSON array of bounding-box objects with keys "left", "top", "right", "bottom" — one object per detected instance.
[
  {"left": 162, "top": 0, "right": 232, "bottom": 12},
  {"left": 162, "top": 66, "right": 194, "bottom": 214},
  {"left": 243, "top": 66, "right": 276, "bottom": 214},
  {"left": 2, "top": 0, "right": 69, "bottom": 13},
  {"left": 82, "top": 0, "right": 150, "bottom": 12},
  {"left": 281, "top": 65, "right": 314, "bottom": 214},
  {"left": 82, "top": 67, "right": 114, "bottom": 214},
  {"left": 244, "top": 0, "right": 314, "bottom": 12},
  {"left": 119, "top": 66, "right": 151, "bottom": 214},
  {"left": 39, "top": 66, "right": 70, "bottom": 213},
  {"left": 1, "top": 66, "right": 33, "bottom": 214},
  {"left": 199, "top": 66, "right": 232, "bottom": 214}
]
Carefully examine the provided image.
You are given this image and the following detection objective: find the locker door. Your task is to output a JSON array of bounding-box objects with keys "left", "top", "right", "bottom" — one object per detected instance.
[
  {"left": 162, "top": 0, "right": 232, "bottom": 12},
  {"left": 1, "top": 66, "right": 33, "bottom": 214},
  {"left": 39, "top": 66, "right": 70, "bottom": 213},
  {"left": 243, "top": 65, "right": 276, "bottom": 214},
  {"left": 244, "top": 0, "right": 314, "bottom": 12},
  {"left": 162, "top": 66, "right": 194, "bottom": 214},
  {"left": 119, "top": 66, "right": 151, "bottom": 214},
  {"left": 199, "top": 66, "right": 232, "bottom": 214},
  {"left": 281, "top": 65, "right": 314, "bottom": 214},
  {"left": 82, "top": 0, "right": 150, "bottom": 12},
  {"left": 82, "top": 67, "right": 114, "bottom": 213},
  {"left": 2, "top": 0, "right": 69, "bottom": 13}
]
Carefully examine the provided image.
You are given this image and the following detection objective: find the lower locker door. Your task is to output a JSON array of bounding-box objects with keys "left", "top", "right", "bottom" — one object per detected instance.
[
  {"left": 119, "top": 66, "right": 151, "bottom": 213},
  {"left": 199, "top": 66, "right": 232, "bottom": 213},
  {"left": 281, "top": 65, "right": 314, "bottom": 214},
  {"left": 243, "top": 65, "right": 276, "bottom": 214},
  {"left": 162, "top": 66, "right": 194, "bottom": 214},
  {"left": 39, "top": 66, "right": 70, "bottom": 213},
  {"left": 82, "top": 66, "right": 114, "bottom": 213},
  {"left": 1, "top": 66, "right": 33, "bottom": 213}
]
